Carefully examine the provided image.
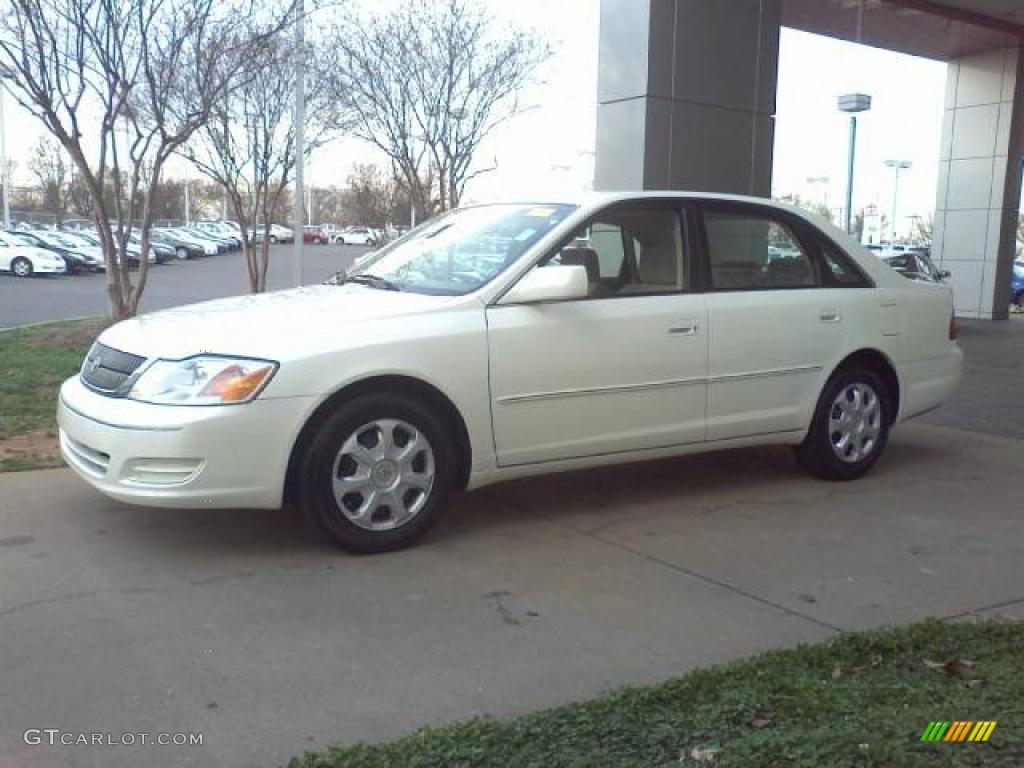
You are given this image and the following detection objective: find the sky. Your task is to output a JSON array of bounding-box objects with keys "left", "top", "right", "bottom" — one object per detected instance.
[{"left": 0, "top": 0, "right": 979, "bottom": 233}]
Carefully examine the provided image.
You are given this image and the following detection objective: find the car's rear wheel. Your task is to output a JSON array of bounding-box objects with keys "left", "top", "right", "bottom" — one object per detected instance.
[
  {"left": 337, "top": 236, "right": 346, "bottom": 245},
  {"left": 11, "top": 257, "right": 32, "bottom": 277},
  {"left": 175, "top": 247, "right": 188, "bottom": 260},
  {"left": 1015, "top": 291, "right": 1024, "bottom": 309},
  {"left": 300, "top": 391, "right": 455, "bottom": 553},
  {"left": 795, "top": 366, "right": 891, "bottom": 481}
]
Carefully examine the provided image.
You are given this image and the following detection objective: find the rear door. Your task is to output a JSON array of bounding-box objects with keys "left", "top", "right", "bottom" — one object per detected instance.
[{"left": 697, "top": 201, "right": 872, "bottom": 441}]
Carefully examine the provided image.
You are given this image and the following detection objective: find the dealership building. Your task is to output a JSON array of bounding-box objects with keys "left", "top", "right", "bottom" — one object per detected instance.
[{"left": 594, "top": 0, "right": 1024, "bottom": 319}]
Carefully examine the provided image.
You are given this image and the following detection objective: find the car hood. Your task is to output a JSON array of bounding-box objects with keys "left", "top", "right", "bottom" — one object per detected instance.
[{"left": 99, "top": 284, "right": 457, "bottom": 360}]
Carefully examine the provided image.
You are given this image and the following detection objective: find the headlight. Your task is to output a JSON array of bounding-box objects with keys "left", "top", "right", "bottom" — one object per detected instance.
[{"left": 128, "top": 356, "right": 277, "bottom": 405}]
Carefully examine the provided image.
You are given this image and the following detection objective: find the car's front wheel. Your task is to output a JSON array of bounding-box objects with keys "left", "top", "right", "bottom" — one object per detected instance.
[
  {"left": 795, "top": 366, "right": 891, "bottom": 481},
  {"left": 175, "top": 247, "right": 189, "bottom": 260},
  {"left": 300, "top": 391, "right": 455, "bottom": 553},
  {"left": 11, "top": 257, "right": 32, "bottom": 277}
]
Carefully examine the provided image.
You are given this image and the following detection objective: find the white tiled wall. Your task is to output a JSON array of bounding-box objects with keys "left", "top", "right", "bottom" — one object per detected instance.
[{"left": 933, "top": 47, "right": 1023, "bottom": 320}]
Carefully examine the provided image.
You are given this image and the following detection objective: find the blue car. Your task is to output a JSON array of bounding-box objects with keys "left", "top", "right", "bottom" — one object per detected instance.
[{"left": 1013, "top": 261, "right": 1024, "bottom": 308}]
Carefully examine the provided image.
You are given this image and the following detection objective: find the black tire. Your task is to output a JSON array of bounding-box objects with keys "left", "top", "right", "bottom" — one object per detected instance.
[
  {"left": 337, "top": 236, "right": 346, "bottom": 245},
  {"left": 11, "top": 256, "right": 32, "bottom": 278},
  {"left": 269, "top": 235, "right": 278, "bottom": 244},
  {"left": 300, "top": 390, "right": 456, "bottom": 553},
  {"left": 795, "top": 366, "right": 891, "bottom": 481},
  {"left": 1015, "top": 291, "right": 1024, "bottom": 309}
]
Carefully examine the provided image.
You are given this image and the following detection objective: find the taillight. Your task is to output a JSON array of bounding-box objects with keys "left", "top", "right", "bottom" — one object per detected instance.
[{"left": 948, "top": 312, "right": 958, "bottom": 340}]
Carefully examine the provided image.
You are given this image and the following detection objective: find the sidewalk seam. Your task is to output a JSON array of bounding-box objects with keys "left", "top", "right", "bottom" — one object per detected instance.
[{"left": 482, "top": 490, "right": 843, "bottom": 634}]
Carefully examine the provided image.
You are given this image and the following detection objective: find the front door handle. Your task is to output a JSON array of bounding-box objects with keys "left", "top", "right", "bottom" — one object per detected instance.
[{"left": 819, "top": 308, "right": 841, "bottom": 323}]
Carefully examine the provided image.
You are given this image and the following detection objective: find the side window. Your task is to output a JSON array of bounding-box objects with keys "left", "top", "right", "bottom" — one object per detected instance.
[
  {"left": 818, "top": 243, "right": 870, "bottom": 286},
  {"left": 587, "top": 222, "right": 625, "bottom": 278},
  {"left": 542, "top": 207, "right": 685, "bottom": 298},
  {"left": 704, "top": 210, "right": 819, "bottom": 291}
]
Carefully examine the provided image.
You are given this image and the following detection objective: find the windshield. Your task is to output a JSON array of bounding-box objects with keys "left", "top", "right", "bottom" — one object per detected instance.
[
  {"left": 348, "top": 203, "right": 575, "bottom": 295},
  {"left": 50, "top": 233, "right": 82, "bottom": 247}
]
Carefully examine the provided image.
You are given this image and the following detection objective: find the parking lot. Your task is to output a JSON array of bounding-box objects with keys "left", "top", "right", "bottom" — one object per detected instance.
[
  {"left": 0, "top": 243, "right": 370, "bottom": 329},
  {"left": 1, "top": 318, "right": 1022, "bottom": 768}
]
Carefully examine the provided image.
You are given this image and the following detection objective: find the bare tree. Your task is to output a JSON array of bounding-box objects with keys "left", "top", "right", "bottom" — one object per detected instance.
[
  {"left": 27, "top": 137, "right": 71, "bottom": 223},
  {"left": 342, "top": 164, "right": 399, "bottom": 229},
  {"left": 0, "top": 0, "right": 295, "bottom": 318},
  {"left": 184, "top": 32, "right": 332, "bottom": 293},
  {"left": 325, "top": 0, "right": 548, "bottom": 214},
  {"left": 775, "top": 193, "right": 834, "bottom": 224}
]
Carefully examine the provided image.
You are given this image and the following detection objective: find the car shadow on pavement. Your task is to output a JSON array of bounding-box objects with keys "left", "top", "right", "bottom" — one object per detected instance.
[
  {"left": 96, "top": 433, "right": 949, "bottom": 556},
  {"left": 435, "top": 436, "right": 950, "bottom": 545}
]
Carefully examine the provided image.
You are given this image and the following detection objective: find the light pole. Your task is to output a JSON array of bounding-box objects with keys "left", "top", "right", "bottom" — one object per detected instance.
[
  {"left": 292, "top": 0, "right": 305, "bottom": 287},
  {"left": 0, "top": 65, "right": 13, "bottom": 229},
  {"left": 838, "top": 93, "right": 871, "bottom": 234},
  {"left": 884, "top": 159, "right": 912, "bottom": 244}
]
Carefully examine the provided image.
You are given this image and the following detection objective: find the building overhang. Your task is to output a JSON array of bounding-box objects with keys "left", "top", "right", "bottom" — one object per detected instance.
[{"left": 782, "top": 0, "right": 1024, "bottom": 60}]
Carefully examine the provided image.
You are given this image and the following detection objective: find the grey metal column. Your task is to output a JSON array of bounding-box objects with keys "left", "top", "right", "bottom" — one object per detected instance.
[
  {"left": 594, "top": 0, "right": 781, "bottom": 195},
  {"left": 932, "top": 47, "right": 1024, "bottom": 320}
]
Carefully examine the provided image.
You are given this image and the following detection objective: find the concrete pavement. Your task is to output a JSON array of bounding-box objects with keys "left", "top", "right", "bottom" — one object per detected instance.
[{"left": 1, "top": 321, "right": 1022, "bottom": 768}]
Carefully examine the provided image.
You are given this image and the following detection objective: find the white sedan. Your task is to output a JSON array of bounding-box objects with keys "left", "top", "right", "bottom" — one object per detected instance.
[
  {"left": 335, "top": 227, "right": 378, "bottom": 246},
  {"left": 0, "top": 232, "right": 68, "bottom": 277},
  {"left": 58, "top": 192, "right": 961, "bottom": 553}
]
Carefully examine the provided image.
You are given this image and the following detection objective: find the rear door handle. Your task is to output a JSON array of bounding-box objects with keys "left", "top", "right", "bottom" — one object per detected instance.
[
  {"left": 668, "top": 321, "right": 698, "bottom": 336},
  {"left": 819, "top": 309, "right": 841, "bottom": 323}
]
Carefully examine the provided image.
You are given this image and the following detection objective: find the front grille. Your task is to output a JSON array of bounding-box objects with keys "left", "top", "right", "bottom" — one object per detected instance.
[{"left": 81, "top": 342, "right": 146, "bottom": 395}]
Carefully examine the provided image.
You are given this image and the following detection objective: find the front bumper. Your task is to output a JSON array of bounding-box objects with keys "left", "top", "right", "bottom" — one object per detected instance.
[{"left": 57, "top": 376, "right": 316, "bottom": 509}]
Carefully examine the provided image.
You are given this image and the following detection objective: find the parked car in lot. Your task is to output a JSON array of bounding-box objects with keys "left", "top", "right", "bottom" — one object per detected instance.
[
  {"left": 149, "top": 229, "right": 205, "bottom": 260},
  {"left": 126, "top": 233, "right": 175, "bottom": 264},
  {"left": 1012, "top": 261, "right": 1024, "bottom": 308},
  {"left": 158, "top": 228, "right": 218, "bottom": 256},
  {"left": 0, "top": 231, "right": 67, "bottom": 277},
  {"left": 190, "top": 221, "right": 241, "bottom": 250},
  {"left": 57, "top": 192, "right": 962, "bottom": 553},
  {"left": 182, "top": 228, "right": 230, "bottom": 254},
  {"left": 303, "top": 225, "right": 330, "bottom": 244},
  {"left": 7, "top": 230, "right": 104, "bottom": 273},
  {"left": 882, "top": 251, "right": 949, "bottom": 283},
  {"left": 335, "top": 226, "right": 378, "bottom": 246}
]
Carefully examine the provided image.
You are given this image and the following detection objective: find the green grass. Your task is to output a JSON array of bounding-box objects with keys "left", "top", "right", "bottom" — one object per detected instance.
[
  {"left": 289, "top": 619, "right": 1024, "bottom": 768},
  {"left": 0, "top": 317, "right": 106, "bottom": 471}
]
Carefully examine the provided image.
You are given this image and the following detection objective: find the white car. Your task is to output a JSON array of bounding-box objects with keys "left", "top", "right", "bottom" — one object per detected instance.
[
  {"left": 57, "top": 192, "right": 962, "bottom": 553},
  {"left": 0, "top": 232, "right": 68, "bottom": 277},
  {"left": 335, "top": 226, "right": 378, "bottom": 246}
]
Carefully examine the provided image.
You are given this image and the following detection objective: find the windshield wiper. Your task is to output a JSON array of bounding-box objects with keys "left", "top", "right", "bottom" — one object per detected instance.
[{"left": 343, "top": 273, "right": 402, "bottom": 291}]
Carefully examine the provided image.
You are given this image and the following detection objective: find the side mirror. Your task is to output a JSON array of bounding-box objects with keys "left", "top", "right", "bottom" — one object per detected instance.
[
  {"left": 499, "top": 264, "right": 589, "bottom": 305},
  {"left": 323, "top": 270, "right": 346, "bottom": 285}
]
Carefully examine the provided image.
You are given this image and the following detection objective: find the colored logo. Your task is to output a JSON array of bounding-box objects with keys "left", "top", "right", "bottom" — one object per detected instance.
[{"left": 920, "top": 721, "right": 997, "bottom": 742}]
